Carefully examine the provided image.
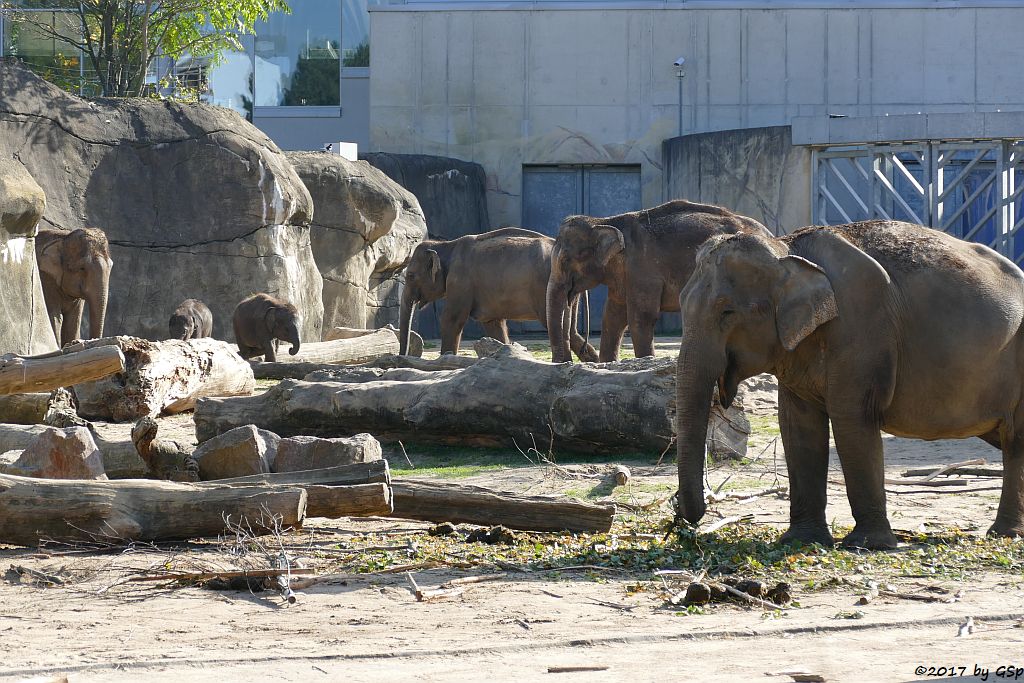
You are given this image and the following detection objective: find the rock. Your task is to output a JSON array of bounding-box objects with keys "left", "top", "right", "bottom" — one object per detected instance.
[
  {"left": 683, "top": 582, "right": 712, "bottom": 606},
  {"left": 192, "top": 425, "right": 280, "bottom": 480},
  {"left": 286, "top": 152, "right": 426, "bottom": 333},
  {"left": 0, "top": 62, "right": 322, "bottom": 342},
  {"left": 735, "top": 579, "right": 767, "bottom": 599},
  {"left": 464, "top": 525, "right": 517, "bottom": 545},
  {"left": 0, "top": 156, "right": 55, "bottom": 355},
  {"left": 472, "top": 337, "right": 527, "bottom": 358},
  {"left": 272, "top": 433, "right": 382, "bottom": 473},
  {"left": 428, "top": 522, "right": 457, "bottom": 537},
  {"left": 0, "top": 427, "right": 107, "bottom": 480},
  {"left": 768, "top": 582, "right": 792, "bottom": 606}
]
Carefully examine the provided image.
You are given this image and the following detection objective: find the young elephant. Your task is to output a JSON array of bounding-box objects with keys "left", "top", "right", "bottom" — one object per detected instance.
[
  {"left": 35, "top": 227, "right": 112, "bottom": 346},
  {"left": 400, "top": 228, "right": 598, "bottom": 360},
  {"left": 546, "top": 200, "right": 771, "bottom": 363},
  {"left": 168, "top": 299, "right": 213, "bottom": 341},
  {"left": 675, "top": 220, "right": 1024, "bottom": 549},
  {"left": 232, "top": 293, "right": 301, "bottom": 362}
]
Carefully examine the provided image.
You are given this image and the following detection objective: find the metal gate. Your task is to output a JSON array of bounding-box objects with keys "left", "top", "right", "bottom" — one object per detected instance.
[
  {"left": 521, "top": 165, "right": 642, "bottom": 333},
  {"left": 813, "top": 140, "right": 1024, "bottom": 263}
]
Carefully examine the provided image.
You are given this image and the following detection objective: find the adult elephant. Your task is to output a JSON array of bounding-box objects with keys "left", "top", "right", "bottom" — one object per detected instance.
[
  {"left": 675, "top": 220, "right": 1024, "bottom": 549},
  {"left": 399, "top": 228, "right": 598, "bottom": 360},
  {"left": 35, "top": 227, "right": 112, "bottom": 346},
  {"left": 546, "top": 200, "right": 771, "bottom": 363}
]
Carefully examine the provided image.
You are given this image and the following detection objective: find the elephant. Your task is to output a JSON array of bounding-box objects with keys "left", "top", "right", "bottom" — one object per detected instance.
[
  {"left": 400, "top": 228, "right": 599, "bottom": 360},
  {"left": 674, "top": 219, "right": 1024, "bottom": 549},
  {"left": 232, "top": 293, "right": 301, "bottom": 362},
  {"left": 168, "top": 299, "right": 213, "bottom": 341},
  {"left": 546, "top": 200, "right": 771, "bottom": 363},
  {"left": 35, "top": 227, "right": 112, "bottom": 346}
]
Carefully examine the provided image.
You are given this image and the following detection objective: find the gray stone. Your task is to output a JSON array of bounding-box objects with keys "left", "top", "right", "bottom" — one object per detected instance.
[
  {"left": 0, "top": 427, "right": 107, "bottom": 480},
  {"left": 0, "top": 157, "right": 56, "bottom": 355},
  {"left": 192, "top": 425, "right": 279, "bottom": 480},
  {"left": 0, "top": 62, "right": 323, "bottom": 343},
  {"left": 272, "top": 433, "right": 382, "bottom": 473},
  {"left": 285, "top": 152, "right": 427, "bottom": 333}
]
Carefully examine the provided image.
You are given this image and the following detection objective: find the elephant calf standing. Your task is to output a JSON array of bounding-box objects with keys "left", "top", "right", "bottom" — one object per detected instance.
[
  {"left": 400, "top": 228, "right": 598, "bottom": 360},
  {"left": 232, "top": 293, "right": 301, "bottom": 362},
  {"left": 546, "top": 200, "right": 771, "bottom": 363},
  {"left": 168, "top": 299, "right": 213, "bottom": 341},
  {"left": 35, "top": 227, "right": 112, "bottom": 346}
]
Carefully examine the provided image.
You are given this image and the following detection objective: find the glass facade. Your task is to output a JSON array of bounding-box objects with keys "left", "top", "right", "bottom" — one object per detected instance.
[
  {"left": 1, "top": 8, "right": 101, "bottom": 96},
  {"left": 254, "top": 0, "right": 341, "bottom": 107},
  {"left": 342, "top": 0, "right": 380, "bottom": 67}
]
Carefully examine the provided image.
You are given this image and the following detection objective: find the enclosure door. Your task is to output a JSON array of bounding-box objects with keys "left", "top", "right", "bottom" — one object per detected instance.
[{"left": 520, "top": 165, "right": 641, "bottom": 333}]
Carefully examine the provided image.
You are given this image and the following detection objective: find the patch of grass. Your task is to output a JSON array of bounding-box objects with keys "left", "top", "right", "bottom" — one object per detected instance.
[
  {"left": 748, "top": 414, "right": 781, "bottom": 438},
  {"left": 254, "top": 378, "right": 280, "bottom": 390}
]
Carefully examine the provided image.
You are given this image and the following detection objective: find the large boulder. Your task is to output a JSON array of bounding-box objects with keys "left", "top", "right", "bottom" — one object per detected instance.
[
  {"left": 0, "top": 427, "right": 107, "bottom": 480},
  {"left": 0, "top": 63, "right": 323, "bottom": 343},
  {"left": 273, "top": 433, "right": 382, "bottom": 473},
  {"left": 286, "top": 152, "right": 427, "bottom": 333},
  {"left": 0, "top": 156, "right": 56, "bottom": 355},
  {"left": 191, "top": 424, "right": 280, "bottom": 480}
]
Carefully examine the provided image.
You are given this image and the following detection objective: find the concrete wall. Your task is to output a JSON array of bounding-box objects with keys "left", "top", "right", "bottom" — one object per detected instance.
[
  {"left": 370, "top": 4, "right": 1024, "bottom": 226},
  {"left": 663, "top": 126, "right": 811, "bottom": 235}
]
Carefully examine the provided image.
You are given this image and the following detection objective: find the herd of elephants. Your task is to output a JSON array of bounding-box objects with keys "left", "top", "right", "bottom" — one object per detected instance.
[{"left": 31, "top": 198, "right": 1024, "bottom": 550}]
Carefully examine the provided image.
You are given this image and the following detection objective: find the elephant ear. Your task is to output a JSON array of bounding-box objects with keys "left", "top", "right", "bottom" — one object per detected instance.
[
  {"left": 594, "top": 225, "right": 625, "bottom": 265},
  {"left": 36, "top": 235, "right": 64, "bottom": 281},
  {"left": 775, "top": 256, "right": 838, "bottom": 352},
  {"left": 427, "top": 249, "right": 442, "bottom": 281},
  {"left": 265, "top": 307, "right": 278, "bottom": 333}
]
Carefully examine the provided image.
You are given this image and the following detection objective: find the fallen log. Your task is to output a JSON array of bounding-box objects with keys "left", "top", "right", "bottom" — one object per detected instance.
[
  {"left": 0, "top": 388, "right": 75, "bottom": 424},
  {"left": 0, "top": 346, "right": 125, "bottom": 395},
  {"left": 0, "top": 423, "right": 147, "bottom": 479},
  {"left": 324, "top": 325, "right": 424, "bottom": 358},
  {"left": 215, "top": 460, "right": 391, "bottom": 487},
  {"left": 250, "top": 329, "right": 406, "bottom": 380},
  {"left": 69, "top": 337, "right": 255, "bottom": 421},
  {"left": 389, "top": 479, "right": 615, "bottom": 533},
  {"left": 301, "top": 482, "right": 392, "bottom": 518},
  {"left": 0, "top": 473, "right": 307, "bottom": 546},
  {"left": 196, "top": 345, "right": 750, "bottom": 457},
  {"left": 901, "top": 460, "right": 1002, "bottom": 479}
]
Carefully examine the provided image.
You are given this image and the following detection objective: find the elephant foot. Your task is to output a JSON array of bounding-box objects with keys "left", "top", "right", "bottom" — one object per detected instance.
[
  {"left": 575, "top": 344, "right": 600, "bottom": 363},
  {"left": 779, "top": 523, "right": 834, "bottom": 548},
  {"left": 987, "top": 519, "right": 1024, "bottom": 539},
  {"left": 840, "top": 524, "right": 898, "bottom": 550}
]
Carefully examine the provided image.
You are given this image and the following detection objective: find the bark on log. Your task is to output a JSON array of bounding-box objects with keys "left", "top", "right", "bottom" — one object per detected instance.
[
  {"left": 0, "top": 346, "right": 125, "bottom": 395},
  {"left": 389, "top": 480, "right": 615, "bottom": 533},
  {"left": 251, "top": 329, "right": 405, "bottom": 379},
  {"left": 324, "top": 325, "right": 424, "bottom": 358},
  {"left": 196, "top": 345, "right": 749, "bottom": 457},
  {"left": 0, "top": 473, "right": 307, "bottom": 546},
  {"left": 215, "top": 460, "right": 391, "bottom": 487},
  {"left": 255, "top": 355, "right": 477, "bottom": 381},
  {"left": 302, "top": 482, "right": 392, "bottom": 518},
  {"left": 69, "top": 337, "right": 255, "bottom": 421},
  {"left": 0, "top": 388, "right": 75, "bottom": 424}
]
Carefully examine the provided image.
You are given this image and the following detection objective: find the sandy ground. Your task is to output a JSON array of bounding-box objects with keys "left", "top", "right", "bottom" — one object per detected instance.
[{"left": 2, "top": 337, "right": 1022, "bottom": 682}]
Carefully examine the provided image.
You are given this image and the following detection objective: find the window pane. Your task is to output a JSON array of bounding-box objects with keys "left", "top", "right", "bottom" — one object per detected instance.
[
  {"left": 196, "top": 43, "right": 255, "bottom": 121},
  {"left": 3, "top": 10, "right": 99, "bottom": 95},
  {"left": 342, "top": 0, "right": 379, "bottom": 67},
  {"left": 254, "top": 0, "right": 340, "bottom": 106}
]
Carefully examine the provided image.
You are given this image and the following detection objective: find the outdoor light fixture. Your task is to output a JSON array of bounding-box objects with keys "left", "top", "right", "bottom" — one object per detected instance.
[{"left": 674, "top": 56, "right": 686, "bottom": 137}]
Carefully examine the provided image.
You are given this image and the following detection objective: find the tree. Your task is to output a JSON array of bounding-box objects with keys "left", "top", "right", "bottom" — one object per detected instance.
[{"left": 4, "top": 0, "right": 290, "bottom": 98}]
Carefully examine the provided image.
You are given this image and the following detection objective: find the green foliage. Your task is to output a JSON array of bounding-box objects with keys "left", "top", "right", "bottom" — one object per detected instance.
[
  {"left": 342, "top": 41, "right": 368, "bottom": 67},
  {"left": 282, "top": 55, "right": 339, "bottom": 106}
]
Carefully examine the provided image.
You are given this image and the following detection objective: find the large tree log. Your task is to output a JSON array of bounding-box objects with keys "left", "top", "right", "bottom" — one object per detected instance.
[
  {"left": 0, "top": 346, "right": 125, "bottom": 395},
  {"left": 254, "top": 353, "right": 475, "bottom": 381},
  {"left": 0, "top": 473, "right": 307, "bottom": 546},
  {"left": 196, "top": 345, "right": 749, "bottom": 457},
  {"left": 390, "top": 480, "right": 615, "bottom": 533},
  {"left": 251, "top": 329, "right": 405, "bottom": 380},
  {"left": 324, "top": 324, "right": 424, "bottom": 357},
  {"left": 216, "top": 460, "right": 391, "bottom": 487},
  {"left": 301, "top": 482, "right": 392, "bottom": 518},
  {"left": 69, "top": 337, "right": 255, "bottom": 421},
  {"left": 0, "top": 388, "right": 75, "bottom": 424}
]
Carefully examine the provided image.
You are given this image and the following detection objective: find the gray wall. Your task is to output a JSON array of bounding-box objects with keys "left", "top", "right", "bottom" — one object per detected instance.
[
  {"left": 370, "top": 3, "right": 1024, "bottom": 227},
  {"left": 663, "top": 126, "right": 811, "bottom": 236}
]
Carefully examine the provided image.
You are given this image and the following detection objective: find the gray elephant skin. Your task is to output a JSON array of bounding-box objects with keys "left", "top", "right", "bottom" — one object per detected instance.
[
  {"left": 675, "top": 220, "right": 1024, "bottom": 549},
  {"left": 400, "top": 228, "right": 598, "bottom": 361},
  {"left": 546, "top": 200, "right": 771, "bottom": 363},
  {"left": 35, "top": 227, "right": 112, "bottom": 346},
  {"left": 168, "top": 299, "right": 214, "bottom": 341},
  {"left": 232, "top": 293, "right": 301, "bottom": 362}
]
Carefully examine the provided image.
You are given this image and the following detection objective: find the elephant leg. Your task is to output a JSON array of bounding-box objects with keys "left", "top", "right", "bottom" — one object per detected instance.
[
  {"left": 829, "top": 412, "right": 897, "bottom": 550},
  {"left": 777, "top": 387, "right": 834, "bottom": 547},
  {"left": 990, "top": 424, "right": 1024, "bottom": 538},
  {"left": 440, "top": 300, "right": 470, "bottom": 355},
  {"left": 482, "top": 320, "right": 510, "bottom": 344},
  {"left": 262, "top": 340, "right": 277, "bottom": 363},
  {"left": 599, "top": 299, "right": 628, "bottom": 362},
  {"left": 626, "top": 303, "right": 659, "bottom": 359},
  {"left": 61, "top": 299, "right": 85, "bottom": 345}
]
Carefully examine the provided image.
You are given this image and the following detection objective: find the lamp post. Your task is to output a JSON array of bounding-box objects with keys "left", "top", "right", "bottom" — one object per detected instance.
[{"left": 674, "top": 56, "right": 686, "bottom": 138}]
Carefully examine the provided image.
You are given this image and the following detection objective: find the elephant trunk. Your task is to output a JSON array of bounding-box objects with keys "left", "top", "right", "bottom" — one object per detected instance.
[
  {"left": 546, "top": 276, "right": 572, "bottom": 363},
  {"left": 286, "top": 322, "right": 300, "bottom": 356},
  {"left": 86, "top": 273, "right": 109, "bottom": 340},
  {"left": 399, "top": 286, "right": 416, "bottom": 356},
  {"left": 674, "top": 336, "right": 723, "bottom": 526}
]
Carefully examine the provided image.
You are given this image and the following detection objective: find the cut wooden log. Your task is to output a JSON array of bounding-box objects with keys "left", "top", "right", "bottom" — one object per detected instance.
[
  {"left": 302, "top": 482, "right": 392, "bottom": 518},
  {"left": 324, "top": 324, "right": 424, "bottom": 358},
  {"left": 251, "top": 329, "right": 404, "bottom": 379},
  {"left": 389, "top": 480, "right": 615, "bottom": 533},
  {"left": 196, "top": 345, "right": 749, "bottom": 457},
  {"left": 68, "top": 337, "right": 255, "bottom": 421},
  {"left": 0, "top": 473, "right": 307, "bottom": 546},
  {"left": 215, "top": 460, "right": 391, "bottom": 487},
  {"left": 257, "top": 354, "right": 477, "bottom": 381},
  {"left": 0, "top": 423, "right": 147, "bottom": 479},
  {"left": 0, "top": 388, "right": 75, "bottom": 424},
  {"left": 0, "top": 346, "right": 125, "bottom": 395}
]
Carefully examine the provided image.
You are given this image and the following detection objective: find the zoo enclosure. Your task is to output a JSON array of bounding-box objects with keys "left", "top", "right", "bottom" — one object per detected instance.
[{"left": 813, "top": 139, "right": 1024, "bottom": 263}]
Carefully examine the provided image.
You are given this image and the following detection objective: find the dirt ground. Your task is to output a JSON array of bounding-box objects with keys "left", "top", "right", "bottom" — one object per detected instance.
[{"left": 1, "top": 337, "right": 1022, "bottom": 682}]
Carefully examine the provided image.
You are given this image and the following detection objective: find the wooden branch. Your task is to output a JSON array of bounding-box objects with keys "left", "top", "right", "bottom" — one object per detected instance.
[
  {"left": 548, "top": 666, "right": 610, "bottom": 674},
  {"left": 700, "top": 514, "right": 754, "bottom": 534},
  {"left": 0, "top": 474, "right": 307, "bottom": 546},
  {"left": 720, "top": 583, "right": 789, "bottom": 611},
  {"left": 390, "top": 480, "right": 615, "bottom": 533},
  {"left": 885, "top": 478, "right": 968, "bottom": 487},
  {"left": 129, "top": 567, "right": 315, "bottom": 583},
  {"left": 902, "top": 462, "right": 1001, "bottom": 479},
  {"left": 0, "top": 346, "right": 125, "bottom": 395}
]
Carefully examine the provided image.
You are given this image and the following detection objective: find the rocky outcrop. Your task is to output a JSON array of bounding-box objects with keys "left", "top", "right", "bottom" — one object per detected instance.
[
  {"left": 191, "top": 424, "right": 280, "bottom": 480},
  {"left": 0, "top": 427, "right": 107, "bottom": 480},
  {"left": 0, "top": 63, "right": 323, "bottom": 343},
  {"left": 0, "top": 156, "right": 56, "bottom": 355},
  {"left": 361, "top": 153, "right": 490, "bottom": 240},
  {"left": 286, "top": 152, "right": 426, "bottom": 333}
]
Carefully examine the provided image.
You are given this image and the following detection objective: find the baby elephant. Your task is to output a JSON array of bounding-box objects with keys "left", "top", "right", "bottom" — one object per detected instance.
[
  {"left": 168, "top": 299, "right": 213, "bottom": 341},
  {"left": 232, "top": 293, "right": 301, "bottom": 362}
]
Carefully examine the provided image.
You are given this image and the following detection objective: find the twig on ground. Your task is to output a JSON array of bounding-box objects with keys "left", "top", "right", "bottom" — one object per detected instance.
[
  {"left": 701, "top": 514, "right": 754, "bottom": 535},
  {"left": 885, "top": 478, "right": 968, "bottom": 487},
  {"left": 548, "top": 665, "right": 610, "bottom": 674},
  {"left": 586, "top": 597, "right": 637, "bottom": 611},
  {"left": 905, "top": 458, "right": 987, "bottom": 482},
  {"left": 398, "top": 440, "right": 414, "bottom": 469},
  {"left": 721, "top": 583, "right": 789, "bottom": 611},
  {"left": 128, "top": 567, "right": 314, "bottom": 583}
]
